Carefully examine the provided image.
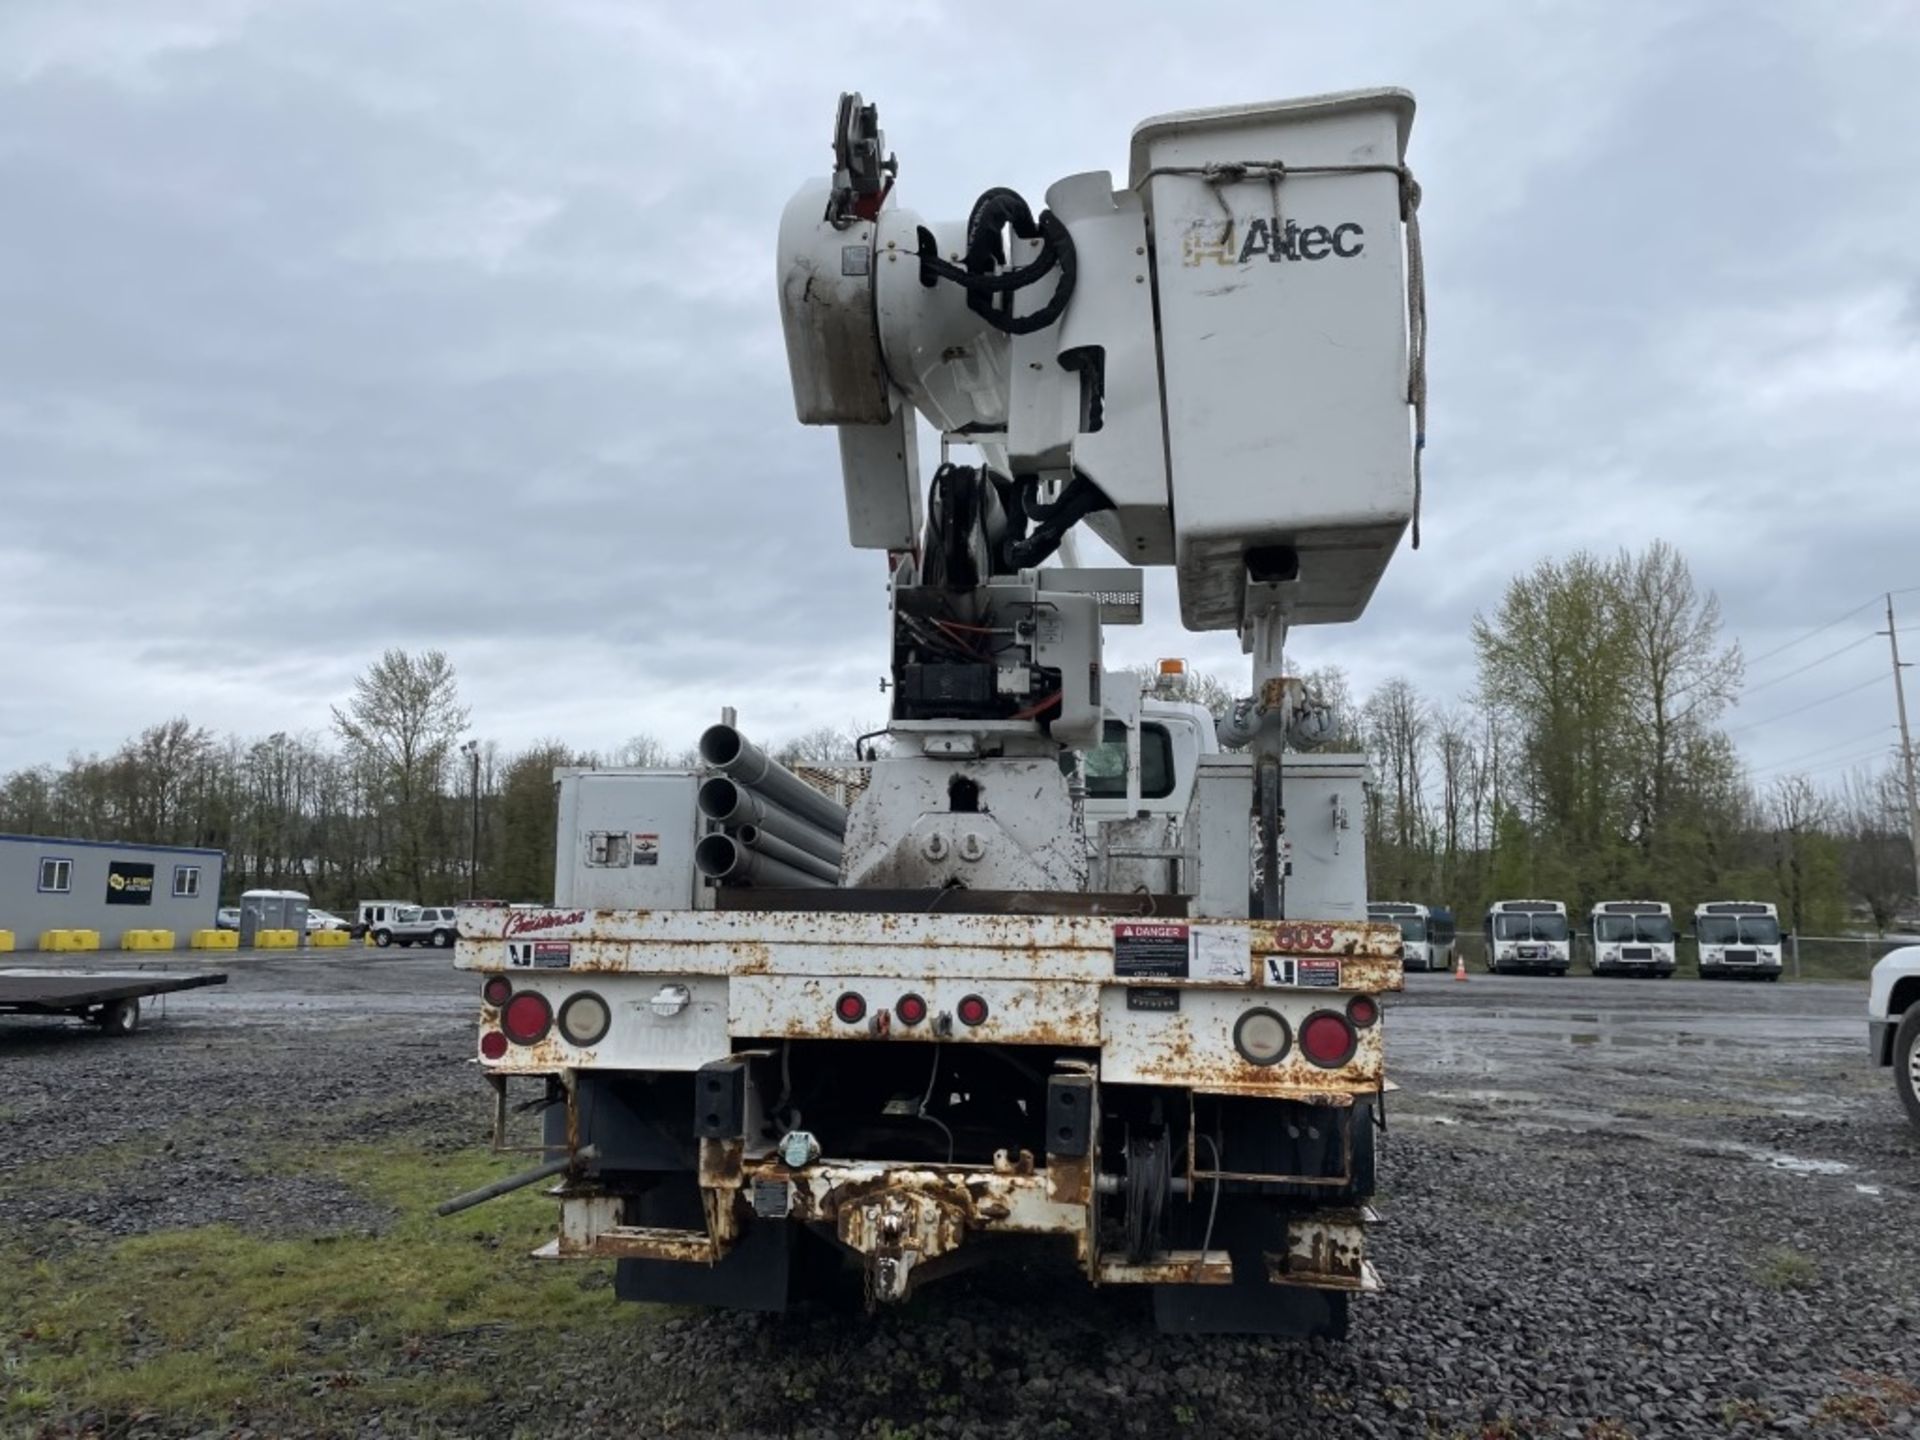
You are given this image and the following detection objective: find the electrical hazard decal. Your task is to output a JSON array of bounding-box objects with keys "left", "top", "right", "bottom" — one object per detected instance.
[
  {"left": 632, "top": 833, "right": 659, "bottom": 867},
  {"left": 507, "top": 940, "right": 573, "bottom": 970},
  {"left": 1114, "top": 922, "right": 1189, "bottom": 1013}
]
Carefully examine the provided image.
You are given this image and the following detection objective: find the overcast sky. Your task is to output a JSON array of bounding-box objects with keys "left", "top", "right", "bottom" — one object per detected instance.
[{"left": 2, "top": 1, "right": 1916, "bottom": 787}]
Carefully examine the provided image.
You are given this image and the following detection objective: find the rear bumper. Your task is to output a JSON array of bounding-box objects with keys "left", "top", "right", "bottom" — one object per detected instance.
[{"left": 541, "top": 1141, "right": 1380, "bottom": 1300}]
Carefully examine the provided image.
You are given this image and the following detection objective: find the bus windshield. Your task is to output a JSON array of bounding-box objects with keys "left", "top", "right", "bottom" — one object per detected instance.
[
  {"left": 1396, "top": 917, "right": 1427, "bottom": 943},
  {"left": 1595, "top": 914, "right": 1673, "bottom": 944},
  {"left": 1495, "top": 913, "right": 1568, "bottom": 942},
  {"left": 1698, "top": 915, "right": 1780, "bottom": 946}
]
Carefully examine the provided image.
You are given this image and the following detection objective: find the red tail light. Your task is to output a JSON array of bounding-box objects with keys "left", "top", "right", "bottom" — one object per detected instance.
[
  {"left": 482, "top": 976, "right": 512, "bottom": 1008},
  {"left": 1299, "top": 1010, "right": 1357, "bottom": 1067},
  {"left": 835, "top": 991, "right": 867, "bottom": 1024},
  {"left": 895, "top": 993, "right": 928, "bottom": 1026},
  {"left": 1347, "top": 994, "right": 1379, "bottom": 1029},
  {"left": 479, "top": 1030, "right": 508, "bottom": 1061},
  {"left": 502, "top": 991, "right": 553, "bottom": 1045},
  {"left": 956, "top": 994, "right": 989, "bottom": 1027}
]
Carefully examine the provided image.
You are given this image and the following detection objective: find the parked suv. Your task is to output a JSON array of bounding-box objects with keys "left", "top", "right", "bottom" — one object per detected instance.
[
  {"left": 1869, "top": 945, "right": 1920, "bottom": 1133},
  {"left": 387, "top": 905, "right": 459, "bottom": 949}
]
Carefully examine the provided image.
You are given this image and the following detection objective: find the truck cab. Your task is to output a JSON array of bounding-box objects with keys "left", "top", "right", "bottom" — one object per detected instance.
[
  {"left": 1693, "top": 901, "right": 1783, "bottom": 980},
  {"left": 1589, "top": 900, "right": 1676, "bottom": 977}
]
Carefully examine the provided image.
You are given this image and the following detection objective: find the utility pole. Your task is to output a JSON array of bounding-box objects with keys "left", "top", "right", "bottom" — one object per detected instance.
[{"left": 1886, "top": 594, "right": 1920, "bottom": 920}]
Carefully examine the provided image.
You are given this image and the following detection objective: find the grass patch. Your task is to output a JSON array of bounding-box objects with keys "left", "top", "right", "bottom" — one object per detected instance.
[
  {"left": 0, "top": 1144, "right": 635, "bottom": 1427},
  {"left": 1751, "top": 1244, "right": 1818, "bottom": 1292}
]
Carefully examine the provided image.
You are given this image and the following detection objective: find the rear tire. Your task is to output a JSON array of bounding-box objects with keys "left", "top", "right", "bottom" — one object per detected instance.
[
  {"left": 373, "top": 930, "right": 392, "bottom": 948},
  {"left": 96, "top": 998, "right": 139, "bottom": 1036},
  {"left": 433, "top": 929, "right": 454, "bottom": 948},
  {"left": 1896, "top": 1008, "right": 1920, "bottom": 1133}
]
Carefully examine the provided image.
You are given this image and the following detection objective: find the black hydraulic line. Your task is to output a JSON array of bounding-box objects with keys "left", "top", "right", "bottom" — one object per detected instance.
[
  {"left": 1001, "top": 472, "right": 1113, "bottom": 571},
  {"left": 914, "top": 186, "right": 1078, "bottom": 337}
]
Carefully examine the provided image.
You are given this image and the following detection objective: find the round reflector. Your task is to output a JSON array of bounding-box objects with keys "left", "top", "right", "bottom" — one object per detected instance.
[
  {"left": 479, "top": 1030, "right": 508, "bottom": 1061},
  {"left": 482, "top": 976, "right": 512, "bottom": 1008},
  {"left": 558, "top": 991, "right": 612, "bottom": 1047},
  {"left": 956, "top": 994, "right": 989, "bottom": 1027},
  {"left": 1299, "top": 1010, "right": 1357, "bottom": 1068},
  {"left": 502, "top": 991, "right": 553, "bottom": 1045},
  {"left": 1347, "top": 994, "right": 1379, "bottom": 1029},
  {"left": 1232, "top": 1007, "right": 1291, "bottom": 1066},
  {"left": 835, "top": 991, "right": 867, "bottom": 1024},
  {"left": 895, "top": 993, "right": 928, "bottom": 1026}
]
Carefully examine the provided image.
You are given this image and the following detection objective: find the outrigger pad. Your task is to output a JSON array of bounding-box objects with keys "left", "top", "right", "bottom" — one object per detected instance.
[{"left": 1152, "top": 1282, "right": 1349, "bottom": 1339}]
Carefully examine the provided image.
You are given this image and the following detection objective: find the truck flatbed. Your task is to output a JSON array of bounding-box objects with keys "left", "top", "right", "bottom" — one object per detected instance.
[{"left": 0, "top": 968, "right": 228, "bottom": 1035}]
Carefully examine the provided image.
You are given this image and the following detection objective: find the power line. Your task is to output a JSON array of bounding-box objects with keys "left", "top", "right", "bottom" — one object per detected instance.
[
  {"left": 1723, "top": 672, "right": 1885, "bottom": 738},
  {"left": 1737, "top": 632, "right": 1877, "bottom": 699},
  {"left": 1740, "top": 595, "right": 1882, "bottom": 672},
  {"left": 1738, "top": 584, "right": 1920, "bottom": 676},
  {"left": 1795, "top": 745, "right": 1898, "bottom": 781},
  {"left": 1746, "top": 724, "right": 1895, "bottom": 777}
]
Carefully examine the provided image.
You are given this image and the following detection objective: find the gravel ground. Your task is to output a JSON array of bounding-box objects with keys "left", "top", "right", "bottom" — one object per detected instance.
[{"left": 2, "top": 952, "right": 1915, "bottom": 1439}]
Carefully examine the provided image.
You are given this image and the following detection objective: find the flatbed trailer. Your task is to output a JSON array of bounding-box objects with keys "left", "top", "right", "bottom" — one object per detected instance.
[{"left": 0, "top": 968, "right": 228, "bottom": 1035}]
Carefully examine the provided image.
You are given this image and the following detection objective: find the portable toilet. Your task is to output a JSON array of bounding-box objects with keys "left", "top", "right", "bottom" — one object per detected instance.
[{"left": 239, "top": 888, "right": 310, "bottom": 947}]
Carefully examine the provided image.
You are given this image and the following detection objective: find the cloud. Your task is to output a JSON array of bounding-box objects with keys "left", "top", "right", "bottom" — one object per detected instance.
[{"left": 0, "top": 0, "right": 1916, "bottom": 792}]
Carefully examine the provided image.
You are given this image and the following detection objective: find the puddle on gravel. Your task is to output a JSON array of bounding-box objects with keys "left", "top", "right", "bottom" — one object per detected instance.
[{"left": 1416, "top": 1091, "right": 1863, "bottom": 1181}]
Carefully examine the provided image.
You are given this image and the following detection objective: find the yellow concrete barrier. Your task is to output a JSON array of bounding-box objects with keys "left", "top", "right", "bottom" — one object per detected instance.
[
  {"left": 190, "top": 928, "right": 239, "bottom": 950},
  {"left": 254, "top": 928, "right": 300, "bottom": 949},
  {"left": 310, "top": 928, "right": 350, "bottom": 948},
  {"left": 121, "top": 929, "right": 177, "bottom": 951},
  {"left": 0, "top": 930, "right": 13, "bottom": 952},
  {"left": 41, "top": 929, "right": 101, "bottom": 952}
]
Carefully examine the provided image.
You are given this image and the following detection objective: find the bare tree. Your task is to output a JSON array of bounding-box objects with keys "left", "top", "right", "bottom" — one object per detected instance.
[
  {"left": 1838, "top": 764, "right": 1914, "bottom": 932},
  {"left": 1617, "top": 541, "right": 1742, "bottom": 855},
  {"left": 332, "top": 649, "right": 470, "bottom": 898}
]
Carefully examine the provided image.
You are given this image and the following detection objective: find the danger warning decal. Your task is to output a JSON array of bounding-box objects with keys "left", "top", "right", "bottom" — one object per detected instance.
[
  {"left": 1114, "top": 922, "right": 1189, "bottom": 1014},
  {"left": 1113, "top": 923, "right": 1190, "bottom": 979}
]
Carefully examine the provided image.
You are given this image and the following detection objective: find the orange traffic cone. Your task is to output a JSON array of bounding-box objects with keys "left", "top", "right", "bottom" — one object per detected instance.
[{"left": 1453, "top": 952, "right": 1469, "bottom": 982}]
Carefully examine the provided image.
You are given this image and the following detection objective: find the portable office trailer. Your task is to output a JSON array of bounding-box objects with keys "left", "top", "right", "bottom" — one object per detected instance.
[{"left": 0, "top": 832, "right": 222, "bottom": 946}]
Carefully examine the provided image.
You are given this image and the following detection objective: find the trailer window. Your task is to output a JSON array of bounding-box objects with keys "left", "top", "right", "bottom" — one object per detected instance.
[
  {"left": 173, "top": 865, "right": 201, "bottom": 898},
  {"left": 38, "top": 857, "right": 72, "bottom": 893}
]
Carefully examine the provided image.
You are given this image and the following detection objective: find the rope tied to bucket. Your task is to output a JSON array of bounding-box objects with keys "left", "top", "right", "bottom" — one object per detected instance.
[{"left": 1133, "top": 159, "right": 1428, "bottom": 548}]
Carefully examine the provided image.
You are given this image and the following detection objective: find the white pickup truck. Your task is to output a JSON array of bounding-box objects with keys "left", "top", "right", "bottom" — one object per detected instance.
[{"left": 1868, "top": 945, "right": 1920, "bottom": 1131}]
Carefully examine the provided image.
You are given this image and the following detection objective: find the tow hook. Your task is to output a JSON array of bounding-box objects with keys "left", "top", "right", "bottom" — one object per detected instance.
[{"left": 839, "top": 1187, "right": 968, "bottom": 1306}]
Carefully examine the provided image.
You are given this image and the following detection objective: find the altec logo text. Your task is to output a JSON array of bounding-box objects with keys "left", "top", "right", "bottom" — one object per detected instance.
[{"left": 1182, "top": 217, "right": 1366, "bottom": 268}]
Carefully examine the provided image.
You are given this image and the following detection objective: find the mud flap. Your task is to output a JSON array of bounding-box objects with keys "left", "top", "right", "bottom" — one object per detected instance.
[
  {"left": 1152, "top": 1280, "right": 1349, "bottom": 1337},
  {"left": 614, "top": 1219, "right": 792, "bottom": 1312}
]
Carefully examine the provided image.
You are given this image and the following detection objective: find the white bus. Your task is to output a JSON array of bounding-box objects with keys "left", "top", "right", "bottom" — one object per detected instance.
[
  {"left": 1370, "top": 901, "right": 1441, "bottom": 972},
  {"left": 1693, "top": 900, "right": 1784, "bottom": 981},
  {"left": 1484, "top": 899, "right": 1571, "bottom": 975},
  {"left": 1589, "top": 900, "right": 1676, "bottom": 977}
]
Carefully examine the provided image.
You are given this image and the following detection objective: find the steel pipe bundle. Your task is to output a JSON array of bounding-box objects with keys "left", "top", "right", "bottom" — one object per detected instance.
[{"left": 695, "top": 725, "right": 846, "bottom": 888}]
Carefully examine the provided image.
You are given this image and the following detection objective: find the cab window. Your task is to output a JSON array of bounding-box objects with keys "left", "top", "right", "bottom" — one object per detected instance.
[{"left": 1075, "top": 721, "right": 1176, "bottom": 800}]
